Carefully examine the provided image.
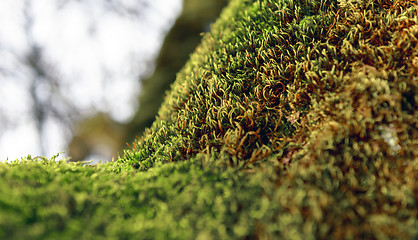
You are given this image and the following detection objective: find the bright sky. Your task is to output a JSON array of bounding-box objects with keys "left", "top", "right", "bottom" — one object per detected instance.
[{"left": 0, "top": 0, "right": 182, "bottom": 161}]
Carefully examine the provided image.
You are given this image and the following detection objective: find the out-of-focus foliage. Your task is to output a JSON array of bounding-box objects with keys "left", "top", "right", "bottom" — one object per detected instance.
[
  {"left": 0, "top": 0, "right": 78, "bottom": 155},
  {"left": 0, "top": 0, "right": 156, "bottom": 159},
  {"left": 68, "top": 113, "right": 126, "bottom": 161},
  {"left": 68, "top": 0, "right": 228, "bottom": 161},
  {"left": 1, "top": 0, "right": 417, "bottom": 239}
]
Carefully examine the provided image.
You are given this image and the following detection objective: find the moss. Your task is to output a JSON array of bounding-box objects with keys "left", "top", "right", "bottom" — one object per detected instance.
[
  {"left": 0, "top": 155, "right": 278, "bottom": 239},
  {"left": 120, "top": 0, "right": 416, "bottom": 170},
  {"left": 117, "top": 0, "right": 417, "bottom": 238},
  {"left": 1, "top": 0, "right": 417, "bottom": 239}
]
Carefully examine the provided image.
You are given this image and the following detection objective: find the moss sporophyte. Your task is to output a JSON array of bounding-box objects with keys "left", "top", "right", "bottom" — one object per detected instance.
[{"left": 1, "top": 0, "right": 417, "bottom": 239}]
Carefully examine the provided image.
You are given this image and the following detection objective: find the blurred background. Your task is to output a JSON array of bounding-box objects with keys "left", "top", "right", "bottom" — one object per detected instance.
[{"left": 0, "top": 0, "right": 228, "bottom": 162}]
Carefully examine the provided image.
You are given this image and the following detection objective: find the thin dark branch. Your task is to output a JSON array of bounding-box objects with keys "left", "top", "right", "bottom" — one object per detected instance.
[{"left": 22, "top": 0, "right": 79, "bottom": 155}]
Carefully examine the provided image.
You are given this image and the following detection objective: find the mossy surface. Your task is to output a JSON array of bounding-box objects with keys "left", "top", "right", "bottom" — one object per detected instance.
[
  {"left": 1, "top": 0, "right": 417, "bottom": 239},
  {"left": 1, "top": 156, "right": 271, "bottom": 239}
]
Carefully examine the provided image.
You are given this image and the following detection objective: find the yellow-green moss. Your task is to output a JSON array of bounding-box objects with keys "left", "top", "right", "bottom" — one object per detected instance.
[
  {"left": 117, "top": 0, "right": 417, "bottom": 238},
  {"left": 120, "top": 0, "right": 416, "bottom": 171},
  {"left": 1, "top": 0, "right": 417, "bottom": 239}
]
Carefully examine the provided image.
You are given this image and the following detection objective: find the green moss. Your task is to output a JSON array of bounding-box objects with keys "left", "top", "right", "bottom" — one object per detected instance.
[
  {"left": 1, "top": 0, "right": 417, "bottom": 239},
  {"left": 117, "top": 0, "right": 417, "bottom": 238},
  {"left": 120, "top": 0, "right": 416, "bottom": 171},
  {"left": 0, "top": 155, "right": 277, "bottom": 239}
]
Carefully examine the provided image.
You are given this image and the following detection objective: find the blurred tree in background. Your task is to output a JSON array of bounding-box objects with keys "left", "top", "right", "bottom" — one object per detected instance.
[
  {"left": 0, "top": 0, "right": 176, "bottom": 161},
  {"left": 69, "top": 0, "right": 228, "bottom": 162},
  {"left": 24, "top": 0, "right": 77, "bottom": 155},
  {"left": 0, "top": 0, "right": 80, "bottom": 156}
]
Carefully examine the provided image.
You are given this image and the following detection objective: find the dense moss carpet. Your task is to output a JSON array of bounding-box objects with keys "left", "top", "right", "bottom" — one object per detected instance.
[{"left": 1, "top": 0, "right": 417, "bottom": 239}]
